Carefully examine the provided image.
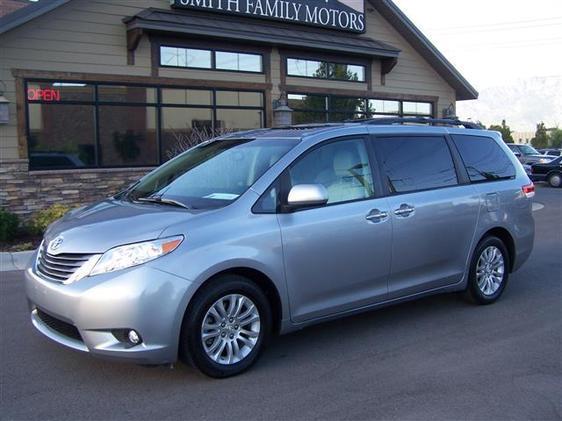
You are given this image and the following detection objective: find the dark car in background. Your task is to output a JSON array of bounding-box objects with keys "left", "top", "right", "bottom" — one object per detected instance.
[
  {"left": 507, "top": 144, "right": 553, "bottom": 165},
  {"left": 538, "top": 148, "right": 562, "bottom": 158},
  {"left": 530, "top": 156, "right": 562, "bottom": 188}
]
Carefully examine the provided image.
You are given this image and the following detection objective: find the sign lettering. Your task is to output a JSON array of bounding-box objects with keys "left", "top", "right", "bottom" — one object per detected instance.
[
  {"left": 171, "top": 0, "right": 365, "bottom": 33},
  {"left": 27, "top": 88, "right": 61, "bottom": 102}
]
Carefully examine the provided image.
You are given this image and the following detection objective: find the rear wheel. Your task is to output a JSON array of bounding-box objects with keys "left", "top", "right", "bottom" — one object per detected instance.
[
  {"left": 547, "top": 172, "right": 561, "bottom": 188},
  {"left": 466, "top": 236, "right": 510, "bottom": 304},
  {"left": 179, "top": 275, "right": 271, "bottom": 378}
]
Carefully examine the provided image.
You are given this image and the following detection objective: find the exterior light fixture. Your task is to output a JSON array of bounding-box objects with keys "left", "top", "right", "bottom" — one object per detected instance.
[
  {"left": 273, "top": 93, "right": 293, "bottom": 127},
  {"left": 0, "top": 81, "right": 10, "bottom": 124}
]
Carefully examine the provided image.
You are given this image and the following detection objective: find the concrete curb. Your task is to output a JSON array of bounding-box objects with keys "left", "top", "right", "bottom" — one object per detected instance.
[{"left": 0, "top": 251, "right": 34, "bottom": 272}]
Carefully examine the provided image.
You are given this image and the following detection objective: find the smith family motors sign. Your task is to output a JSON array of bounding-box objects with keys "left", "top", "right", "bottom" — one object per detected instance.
[{"left": 171, "top": 0, "right": 366, "bottom": 33}]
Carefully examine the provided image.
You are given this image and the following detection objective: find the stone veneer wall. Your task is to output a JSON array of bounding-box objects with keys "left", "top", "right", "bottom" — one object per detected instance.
[{"left": 0, "top": 160, "right": 153, "bottom": 220}]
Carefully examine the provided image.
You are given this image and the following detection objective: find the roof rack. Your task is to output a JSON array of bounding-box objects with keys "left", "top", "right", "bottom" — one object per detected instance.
[
  {"left": 347, "top": 117, "right": 483, "bottom": 129},
  {"left": 272, "top": 123, "right": 342, "bottom": 130}
]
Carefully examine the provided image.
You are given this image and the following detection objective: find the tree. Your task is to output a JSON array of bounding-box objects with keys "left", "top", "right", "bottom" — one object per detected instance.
[
  {"left": 488, "top": 119, "right": 513, "bottom": 142},
  {"left": 548, "top": 127, "right": 562, "bottom": 149},
  {"left": 531, "top": 122, "right": 549, "bottom": 149}
]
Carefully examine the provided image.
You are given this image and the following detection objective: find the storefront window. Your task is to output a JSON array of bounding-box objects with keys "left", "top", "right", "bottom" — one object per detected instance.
[
  {"left": 27, "top": 81, "right": 94, "bottom": 102},
  {"left": 28, "top": 103, "right": 96, "bottom": 169},
  {"left": 98, "top": 106, "right": 158, "bottom": 167},
  {"left": 403, "top": 101, "right": 433, "bottom": 116},
  {"left": 161, "top": 107, "right": 214, "bottom": 161},
  {"left": 287, "top": 58, "right": 366, "bottom": 82},
  {"left": 160, "top": 46, "right": 262, "bottom": 73},
  {"left": 289, "top": 93, "right": 433, "bottom": 124},
  {"left": 161, "top": 88, "right": 212, "bottom": 106},
  {"left": 26, "top": 80, "right": 265, "bottom": 170},
  {"left": 216, "top": 52, "right": 262, "bottom": 72},
  {"left": 98, "top": 85, "right": 157, "bottom": 104},
  {"left": 216, "top": 109, "right": 263, "bottom": 130},
  {"left": 216, "top": 90, "right": 263, "bottom": 107},
  {"left": 368, "top": 99, "right": 400, "bottom": 115},
  {"left": 160, "top": 46, "right": 212, "bottom": 69}
]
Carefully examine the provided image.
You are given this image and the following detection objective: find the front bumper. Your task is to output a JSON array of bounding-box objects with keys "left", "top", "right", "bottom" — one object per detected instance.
[{"left": 25, "top": 261, "right": 195, "bottom": 364}]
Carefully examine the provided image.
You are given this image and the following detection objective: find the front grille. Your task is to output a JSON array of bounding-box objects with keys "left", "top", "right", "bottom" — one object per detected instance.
[
  {"left": 36, "top": 308, "right": 82, "bottom": 342},
  {"left": 36, "top": 243, "right": 94, "bottom": 283}
]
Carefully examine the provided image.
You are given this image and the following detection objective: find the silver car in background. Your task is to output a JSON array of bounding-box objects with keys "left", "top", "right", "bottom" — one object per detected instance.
[{"left": 25, "top": 118, "right": 535, "bottom": 377}]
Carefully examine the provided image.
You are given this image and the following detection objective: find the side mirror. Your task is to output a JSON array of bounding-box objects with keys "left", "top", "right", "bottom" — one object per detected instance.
[{"left": 287, "top": 184, "right": 328, "bottom": 209}]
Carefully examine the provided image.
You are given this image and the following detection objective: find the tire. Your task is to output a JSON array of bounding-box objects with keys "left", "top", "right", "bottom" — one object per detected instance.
[
  {"left": 179, "top": 274, "right": 272, "bottom": 378},
  {"left": 465, "top": 236, "right": 510, "bottom": 305},
  {"left": 547, "top": 172, "right": 561, "bottom": 188}
]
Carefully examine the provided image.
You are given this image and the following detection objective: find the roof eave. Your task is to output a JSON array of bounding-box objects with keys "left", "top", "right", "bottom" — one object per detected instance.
[{"left": 0, "top": 0, "right": 71, "bottom": 35}]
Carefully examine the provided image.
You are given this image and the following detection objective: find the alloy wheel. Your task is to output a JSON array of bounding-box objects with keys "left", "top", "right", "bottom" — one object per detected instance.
[
  {"left": 201, "top": 294, "right": 261, "bottom": 365},
  {"left": 476, "top": 246, "right": 505, "bottom": 296}
]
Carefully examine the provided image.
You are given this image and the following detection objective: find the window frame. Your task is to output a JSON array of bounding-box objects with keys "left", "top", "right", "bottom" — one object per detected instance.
[
  {"left": 369, "top": 134, "right": 468, "bottom": 196},
  {"left": 252, "top": 135, "right": 385, "bottom": 214},
  {"left": 159, "top": 44, "right": 265, "bottom": 74},
  {"left": 286, "top": 57, "right": 367, "bottom": 83},
  {"left": 25, "top": 79, "right": 266, "bottom": 171}
]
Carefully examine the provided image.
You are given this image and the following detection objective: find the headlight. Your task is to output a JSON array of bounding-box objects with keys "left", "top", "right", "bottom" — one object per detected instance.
[{"left": 90, "top": 235, "right": 183, "bottom": 276}]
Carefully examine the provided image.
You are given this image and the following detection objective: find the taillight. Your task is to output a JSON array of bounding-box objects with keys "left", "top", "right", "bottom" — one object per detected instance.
[{"left": 522, "top": 183, "right": 535, "bottom": 198}]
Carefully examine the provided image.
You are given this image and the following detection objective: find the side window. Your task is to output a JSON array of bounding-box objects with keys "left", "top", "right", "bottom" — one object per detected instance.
[
  {"left": 375, "top": 136, "right": 458, "bottom": 193},
  {"left": 253, "top": 180, "right": 281, "bottom": 214},
  {"left": 289, "top": 138, "right": 375, "bottom": 205},
  {"left": 451, "top": 135, "right": 516, "bottom": 182}
]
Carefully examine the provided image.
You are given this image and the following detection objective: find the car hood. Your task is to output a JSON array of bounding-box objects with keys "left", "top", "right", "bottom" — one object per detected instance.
[{"left": 43, "top": 199, "right": 200, "bottom": 254}]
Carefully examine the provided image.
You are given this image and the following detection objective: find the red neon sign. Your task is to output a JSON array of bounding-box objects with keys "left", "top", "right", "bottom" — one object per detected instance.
[{"left": 27, "top": 88, "right": 61, "bottom": 102}]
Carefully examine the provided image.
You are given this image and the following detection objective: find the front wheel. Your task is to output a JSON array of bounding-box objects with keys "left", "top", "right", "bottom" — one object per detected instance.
[
  {"left": 179, "top": 275, "right": 272, "bottom": 378},
  {"left": 465, "top": 236, "right": 510, "bottom": 304},
  {"left": 547, "top": 172, "right": 561, "bottom": 188}
]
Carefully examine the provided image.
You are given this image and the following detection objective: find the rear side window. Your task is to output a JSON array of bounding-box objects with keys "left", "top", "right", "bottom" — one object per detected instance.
[
  {"left": 451, "top": 135, "right": 516, "bottom": 182},
  {"left": 374, "top": 136, "right": 458, "bottom": 194}
]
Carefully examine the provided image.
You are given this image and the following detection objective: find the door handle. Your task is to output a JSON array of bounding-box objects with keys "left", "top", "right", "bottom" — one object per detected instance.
[
  {"left": 394, "top": 204, "right": 415, "bottom": 217},
  {"left": 366, "top": 209, "right": 389, "bottom": 222}
]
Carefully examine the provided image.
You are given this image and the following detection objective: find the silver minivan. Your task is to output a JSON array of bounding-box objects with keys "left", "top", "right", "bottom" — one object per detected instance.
[{"left": 25, "top": 118, "right": 535, "bottom": 377}]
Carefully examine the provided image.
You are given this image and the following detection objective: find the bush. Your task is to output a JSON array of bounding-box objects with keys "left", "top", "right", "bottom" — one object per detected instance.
[
  {"left": 0, "top": 209, "right": 20, "bottom": 242},
  {"left": 28, "top": 204, "right": 70, "bottom": 236}
]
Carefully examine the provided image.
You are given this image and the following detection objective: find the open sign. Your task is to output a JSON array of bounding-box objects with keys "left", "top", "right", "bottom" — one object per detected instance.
[{"left": 27, "top": 88, "right": 61, "bottom": 102}]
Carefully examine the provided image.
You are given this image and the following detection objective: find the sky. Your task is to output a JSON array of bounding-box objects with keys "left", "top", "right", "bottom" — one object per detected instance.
[{"left": 393, "top": 0, "right": 562, "bottom": 131}]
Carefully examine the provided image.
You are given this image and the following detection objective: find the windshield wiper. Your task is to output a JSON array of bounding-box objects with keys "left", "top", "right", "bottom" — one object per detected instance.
[{"left": 136, "top": 196, "right": 191, "bottom": 210}]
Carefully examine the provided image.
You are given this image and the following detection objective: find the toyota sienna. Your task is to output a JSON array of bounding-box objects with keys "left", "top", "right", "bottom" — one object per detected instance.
[{"left": 25, "top": 118, "right": 535, "bottom": 377}]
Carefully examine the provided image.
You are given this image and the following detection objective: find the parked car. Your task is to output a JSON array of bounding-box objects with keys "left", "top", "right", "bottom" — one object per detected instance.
[
  {"left": 538, "top": 148, "right": 562, "bottom": 158},
  {"left": 530, "top": 156, "right": 562, "bottom": 187},
  {"left": 25, "top": 118, "right": 535, "bottom": 378},
  {"left": 506, "top": 143, "right": 553, "bottom": 165}
]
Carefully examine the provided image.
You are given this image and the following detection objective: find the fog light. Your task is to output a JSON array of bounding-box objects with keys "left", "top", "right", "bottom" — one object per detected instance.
[{"left": 128, "top": 330, "right": 141, "bottom": 345}]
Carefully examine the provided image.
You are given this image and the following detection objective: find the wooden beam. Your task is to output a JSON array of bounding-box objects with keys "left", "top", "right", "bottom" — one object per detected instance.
[{"left": 126, "top": 28, "right": 144, "bottom": 65}]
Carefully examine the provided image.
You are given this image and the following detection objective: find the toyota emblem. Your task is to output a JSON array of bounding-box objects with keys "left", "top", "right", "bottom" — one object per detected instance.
[{"left": 48, "top": 236, "right": 64, "bottom": 252}]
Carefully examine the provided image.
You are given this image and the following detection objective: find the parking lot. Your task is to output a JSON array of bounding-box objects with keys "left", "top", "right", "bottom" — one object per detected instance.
[{"left": 1, "top": 186, "right": 560, "bottom": 420}]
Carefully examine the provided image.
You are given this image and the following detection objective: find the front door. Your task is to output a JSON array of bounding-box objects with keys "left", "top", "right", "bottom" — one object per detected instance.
[{"left": 277, "top": 137, "right": 392, "bottom": 323}]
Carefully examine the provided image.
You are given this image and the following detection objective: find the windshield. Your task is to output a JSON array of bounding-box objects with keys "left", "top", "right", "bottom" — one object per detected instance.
[
  {"left": 124, "top": 138, "right": 296, "bottom": 209},
  {"left": 518, "top": 145, "right": 540, "bottom": 155}
]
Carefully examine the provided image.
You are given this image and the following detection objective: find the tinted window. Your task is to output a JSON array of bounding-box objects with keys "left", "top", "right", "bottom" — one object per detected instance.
[
  {"left": 289, "top": 139, "right": 374, "bottom": 205},
  {"left": 375, "top": 136, "right": 458, "bottom": 193},
  {"left": 451, "top": 135, "right": 516, "bottom": 182}
]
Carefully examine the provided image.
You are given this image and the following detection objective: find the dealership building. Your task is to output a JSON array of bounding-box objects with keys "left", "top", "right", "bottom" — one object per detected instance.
[{"left": 0, "top": 0, "right": 477, "bottom": 218}]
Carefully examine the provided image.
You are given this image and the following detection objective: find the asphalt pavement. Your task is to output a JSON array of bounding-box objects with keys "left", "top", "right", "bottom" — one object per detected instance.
[{"left": 1, "top": 186, "right": 560, "bottom": 420}]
